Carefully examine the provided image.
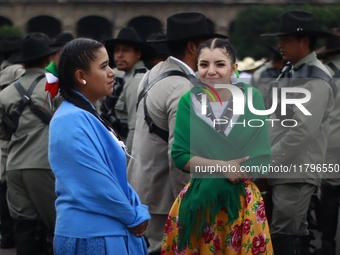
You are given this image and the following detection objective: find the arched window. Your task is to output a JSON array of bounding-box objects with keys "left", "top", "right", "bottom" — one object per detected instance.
[
  {"left": 0, "top": 16, "right": 12, "bottom": 27},
  {"left": 128, "top": 16, "right": 163, "bottom": 41},
  {"left": 27, "top": 16, "right": 61, "bottom": 38},
  {"left": 77, "top": 16, "right": 113, "bottom": 42}
]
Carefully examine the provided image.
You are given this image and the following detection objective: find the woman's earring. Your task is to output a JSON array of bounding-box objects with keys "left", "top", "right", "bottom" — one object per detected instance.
[{"left": 82, "top": 80, "right": 86, "bottom": 85}]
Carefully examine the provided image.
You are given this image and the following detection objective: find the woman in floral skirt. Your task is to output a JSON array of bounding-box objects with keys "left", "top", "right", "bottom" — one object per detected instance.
[{"left": 161, "top": 38, "right": 274, "bottom": 255}]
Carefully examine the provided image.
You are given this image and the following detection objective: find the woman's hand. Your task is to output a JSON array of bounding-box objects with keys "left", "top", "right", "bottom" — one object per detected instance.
[
  {"left": 128, "top": 220, "right": 149, "bottom": 237},
  {"left": 222, "top": 156, "right": 249, "bottom": 184}
]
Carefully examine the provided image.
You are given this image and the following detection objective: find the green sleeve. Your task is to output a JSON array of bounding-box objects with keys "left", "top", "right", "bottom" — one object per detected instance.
[{"left": 171, "top": 92, "right": 192, "bottom": 170}]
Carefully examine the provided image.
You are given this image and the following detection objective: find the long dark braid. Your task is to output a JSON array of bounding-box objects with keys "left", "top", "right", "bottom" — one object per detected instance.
[{"left": 58, "top": 38, "right": 113, "bottom": 132}]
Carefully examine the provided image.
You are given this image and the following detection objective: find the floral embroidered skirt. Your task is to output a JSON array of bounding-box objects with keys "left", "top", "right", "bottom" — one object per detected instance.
[{"left": 161, "top": 180, "right": 274, "bottom": 255}]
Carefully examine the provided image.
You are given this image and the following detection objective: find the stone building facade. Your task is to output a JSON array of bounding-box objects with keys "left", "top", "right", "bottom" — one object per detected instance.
[{"left": 0, "top": 0, "right": 338, "bottom": 41}]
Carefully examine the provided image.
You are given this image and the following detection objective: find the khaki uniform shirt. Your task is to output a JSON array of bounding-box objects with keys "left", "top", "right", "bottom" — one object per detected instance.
[
  {"left": 323, "top": 54, "right": 340, "bottom": 186},
  {"left": 0, "top": 68, "right": 53, "bottom": 171},
  {"left": 0, "top": 60, "right": 25, "bottom": 179},
  {"left": 115, "top": 61, "right": 147, "bottom": 153},
  {"left": 127, "top": 57, "right": 191, "bottom": 214},
  {"left": 268, "top": 52, "right": 334, "bottom": 186}
]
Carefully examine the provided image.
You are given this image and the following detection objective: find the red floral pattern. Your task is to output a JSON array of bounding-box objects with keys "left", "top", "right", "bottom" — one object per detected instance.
[
  {"left": 161, "top": 181, "right": 273, "bottom": 255},
  {"left": 242, "top": 219, "right": 251, "bottom": 235},
  {"left": 172, "top": 243, "right": 187, "bottom": 255},
  {"left": 255, "top": 200, "right": 267, "bottom": 223},
  {"left": 213, "top": 235, "right": 221, "bottom": 253},
  {"left": 230, "top": 225, "right": 243, "bottom": 251},
  {"left": 202, "top": 223, "right": 215, "bottom": 243},
  {"left": 164, "top": 215, "right": 174, "bottom": 234},
  {"left": 245, "top": 187, "right": 252, "bottom": 208},
  {"left": 251, "top": 233, "right": 267, "bottom": 255},
  {"left": 179, "top": 186, "right": 189, "bottom": 200},
  {"left": 190, "top": 249, "right": 199, "bottom": 255}
]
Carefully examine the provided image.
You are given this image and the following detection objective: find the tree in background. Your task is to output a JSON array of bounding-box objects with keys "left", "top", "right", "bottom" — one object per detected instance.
[
  {"left": 0, "top": 25, "right": 24, "bottom": 41},
  {"left": 230, "top": 5, "right": 340, "bottom": 60}
]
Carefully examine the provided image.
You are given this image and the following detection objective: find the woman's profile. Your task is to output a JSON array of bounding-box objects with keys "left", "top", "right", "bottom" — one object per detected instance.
[{"left": 48, "top": 38, "right": 150, "bottom": 255}]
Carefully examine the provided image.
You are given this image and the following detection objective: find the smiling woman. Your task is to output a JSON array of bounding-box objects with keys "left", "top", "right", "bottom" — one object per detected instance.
[
  {"left": 161, "top": 38, "right": 274, "bottom": 255},
  {"left": 48, "top": 38, "right": 150, "bottom": 255}
]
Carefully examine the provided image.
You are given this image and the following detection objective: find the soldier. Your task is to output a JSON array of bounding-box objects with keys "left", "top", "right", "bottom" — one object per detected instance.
[
  {"left": 0, "top": 36, "right": 25, "bottom": 249},
  {"left": 102, "top": 27, "right": 155, "bottom": 156},
  {"left": 261, "top": 11, "right": 334, "bottom": 255},
  {"left": 314, "top": 27, "right": 340, "bottom": 255},
  {"left": 146, "top": 32, "right": 170, "bottom": 68},
  {"left": 50, "top": 32, "right": 74, "bottom": 65},
  {"left": 0, "top": 33, "right": 57, "bottom": 255},
  {"left": 250, "top": 45, "right": 287, "bottom": 103},
  {"left": 127, "top": 12, "right": 227, "bottom": 255}
]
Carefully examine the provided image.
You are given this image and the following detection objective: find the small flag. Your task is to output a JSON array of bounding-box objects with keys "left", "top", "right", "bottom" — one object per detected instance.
[{"left": 45, "top": 61, "right": 59, "bottom": 99}]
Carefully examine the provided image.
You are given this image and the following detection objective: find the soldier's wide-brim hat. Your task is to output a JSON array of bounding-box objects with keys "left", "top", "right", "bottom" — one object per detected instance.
[
  {"left": 51, "top": 32, "right": 75, "bottom": 49},
  {"left": 261, "top": 11, "right": 332, "bottom": 38},
  {"left": 0, "top": 36, "right": 23, "bottom": 54},
  {"left": 316, "top": 28, "right": 340, "bottom": 55},
  {"left": 11, "top": 32, "right": 59, "bottom": 63},
  {"left": 147, "top": 12, "right": 228, "bottom": 43},
  {"left": 104, "top": 27, "right": 156, "bottom": 61},
  {"left": 146, "top": 33, "right": 169, "bottom": 56}
]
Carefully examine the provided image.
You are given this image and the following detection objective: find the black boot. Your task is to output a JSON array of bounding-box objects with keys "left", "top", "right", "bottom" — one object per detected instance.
[
  {"left": 0, "top": 180, "right": 15, "bottom": 249},
  {"left": 272, "top": 234, "right": 314, "bottom": 255},
  {"left": 314, "top": 184, "right": 339, "bottom": 255},
  {"left": 272, "top": 234, "right": 300, "bottom": 255},
  {"left": 314, "top": 247, "right": 335, "bottom": 255},
  {"left": 299, "top": 232, "right": 315, "bottom": 255},
  {"left": 42, "top": 230, "right": 54, "bottom": 255},
  {"left": 14, "top": 219, "right": 49, "bottom": 255}
]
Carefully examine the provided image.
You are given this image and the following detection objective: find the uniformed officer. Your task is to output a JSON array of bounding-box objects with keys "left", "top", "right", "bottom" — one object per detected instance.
[
  {"left": 261, "top": 10, "right": 334, "bottom": 255},
  {"left": 102, "top": 27, "right": 155, "bottom": 156}
]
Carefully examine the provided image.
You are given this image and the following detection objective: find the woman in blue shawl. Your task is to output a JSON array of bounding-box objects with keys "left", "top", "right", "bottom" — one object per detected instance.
[{"left": 47, "top": 38, "right": 150, "bottom": 255}]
